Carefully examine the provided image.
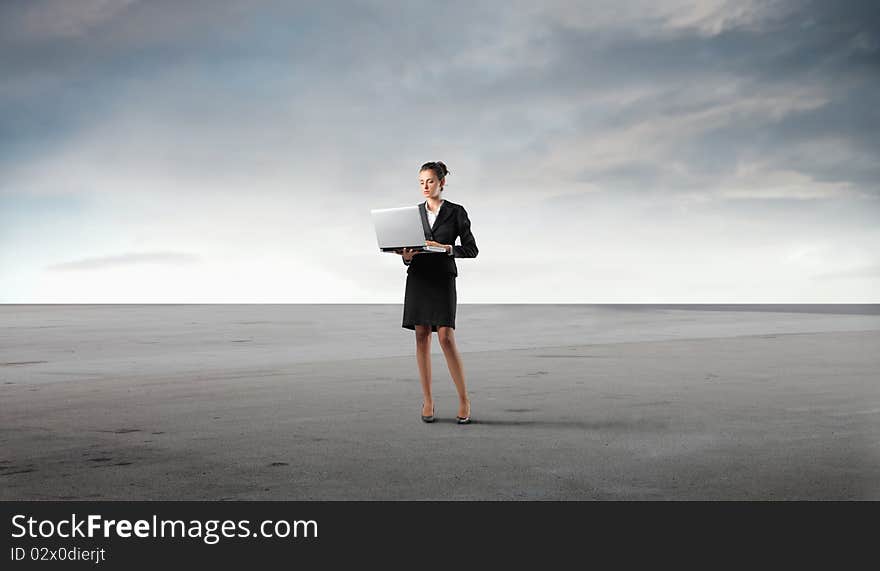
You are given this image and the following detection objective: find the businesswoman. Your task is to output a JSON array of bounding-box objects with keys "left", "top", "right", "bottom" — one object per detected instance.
[{"left": 396, "top": 161, "right": 479, "bottom": 425}]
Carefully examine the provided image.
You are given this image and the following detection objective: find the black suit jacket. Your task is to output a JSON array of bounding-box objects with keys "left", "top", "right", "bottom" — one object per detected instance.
[{"left": 403, "top": 200, "right": 478, "bottom": 276}]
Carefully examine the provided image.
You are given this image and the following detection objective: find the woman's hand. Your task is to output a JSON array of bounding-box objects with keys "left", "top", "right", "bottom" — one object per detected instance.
[
  {"left": 425, "top": 240, "right": 452, "bottom": 254},
  {"left": 395, "top": 248, "right": 422, "bottom": 262}
]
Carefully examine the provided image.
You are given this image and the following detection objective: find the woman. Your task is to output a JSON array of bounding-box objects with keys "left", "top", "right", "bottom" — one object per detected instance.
[{"left": 396, "top": 161, "right": 478, "bottom": 425}]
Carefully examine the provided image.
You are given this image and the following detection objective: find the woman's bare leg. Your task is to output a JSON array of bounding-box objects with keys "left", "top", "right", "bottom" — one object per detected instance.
[
  {"left": 415, "top": 325, "right": 433, "bottom": 416},
  {"left": 438, "top": 327, "right": 470, "bottom": 418}
]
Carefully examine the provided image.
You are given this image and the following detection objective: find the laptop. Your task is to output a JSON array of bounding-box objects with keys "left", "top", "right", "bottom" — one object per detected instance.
[{"left": 371, "top": 205, "right": 448, "bottom": 253}]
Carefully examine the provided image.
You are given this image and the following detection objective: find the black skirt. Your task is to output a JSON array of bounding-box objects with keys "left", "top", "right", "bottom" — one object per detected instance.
[{"left": 402, "top": 271, "right": 456, "bottom": 331}]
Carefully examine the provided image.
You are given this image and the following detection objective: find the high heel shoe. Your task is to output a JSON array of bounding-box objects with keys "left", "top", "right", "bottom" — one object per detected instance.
[
  {"left": 421, "top": 402, "right": 435, "bottom": 423},
  {"left": 456, "top": 401, "right": 471, "bottom": 424}
]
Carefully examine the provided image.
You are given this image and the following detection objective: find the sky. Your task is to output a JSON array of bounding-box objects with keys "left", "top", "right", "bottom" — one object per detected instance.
[{"left": 1, "top": 0, "right": 878, "bottom": 303}]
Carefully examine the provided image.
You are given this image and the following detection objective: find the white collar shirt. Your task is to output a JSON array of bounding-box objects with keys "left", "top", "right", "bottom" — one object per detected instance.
[
  {"left": 424, "top": 199, "right": 453, "bottom": 256},
  {"left": 425, "top": 199, "right": 443, "bottom": 226}
]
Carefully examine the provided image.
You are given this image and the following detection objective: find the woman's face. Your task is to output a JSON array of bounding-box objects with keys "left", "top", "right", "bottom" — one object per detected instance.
[{"left": 419, "top": 169, "right": 443, "bottom": 199}]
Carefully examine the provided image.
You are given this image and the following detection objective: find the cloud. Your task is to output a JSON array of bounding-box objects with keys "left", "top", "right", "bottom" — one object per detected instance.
[
  {"left": 3, "top": 1, "right": 878, "bottom": 197},
  {"left": 509, "top": 0, "right": 788, "bottom": 37},
  {"left": 3, "top": 0, "right": 138, "bottom": 41},
  {"left": 1, "top": 0, "right": 878, "bottom": 301},
  {"left": 813, "top": 264, "right": 880, "bottom": 281},
  {"left": 47, "top": 251, "right": 201, "bottom": 271}
]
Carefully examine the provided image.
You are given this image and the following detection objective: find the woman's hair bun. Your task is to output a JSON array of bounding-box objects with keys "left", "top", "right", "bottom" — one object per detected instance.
[{"left": 420, "top": 161, "right": 451, "bottom": 179}]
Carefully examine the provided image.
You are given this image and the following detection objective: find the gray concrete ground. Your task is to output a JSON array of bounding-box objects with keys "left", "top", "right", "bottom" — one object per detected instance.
[{"left": 1, "top": 304, "right": 878, "bottom": 500}]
